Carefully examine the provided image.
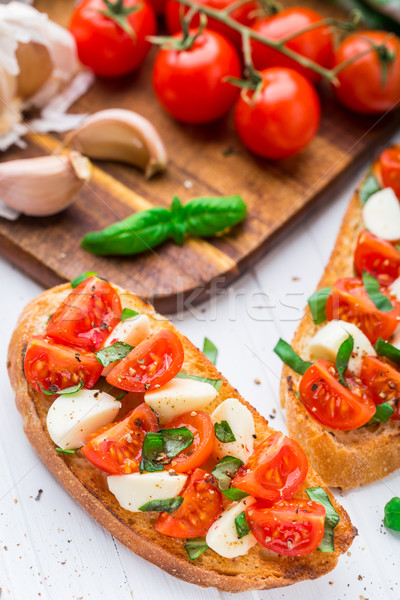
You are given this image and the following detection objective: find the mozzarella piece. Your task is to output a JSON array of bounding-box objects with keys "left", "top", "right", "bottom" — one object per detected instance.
[
  {"left": 211, "top": 398, "right": 255, "bottom": 464},
  {"left": 309, "top": 320, "right": 376, "bottom": 376},
  {"left": 389, "top": 277, "right": 400, "bottom": 302},
  {"left": 47, "top": 389, "right": 121, "bottom": 450},
  {"left": 145, "top": 377, "right": 218, "bottom": 424},
  {"left": 107, "top": 471, "right": 187, "bottom": 512},
  {"left": 206, "top": 497, "right": 257, "bottom": 559},
  {"left": 362, "top": 187, "right": 400, "bottom": 241},
  {"left": 101, "top": 314, "right": 151, "bottom": 376}
]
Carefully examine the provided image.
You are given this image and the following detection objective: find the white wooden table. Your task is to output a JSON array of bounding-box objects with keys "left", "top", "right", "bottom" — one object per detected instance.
[{"left": 1, "top": 136, "right": 400, "bottom": 600}]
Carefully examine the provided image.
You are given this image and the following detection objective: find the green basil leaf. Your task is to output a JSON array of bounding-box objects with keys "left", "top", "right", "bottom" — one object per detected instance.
[
  {"left": 140, "top": 432, "right": 165, "bottom": 472},
  {"left": 158, "top": 427, "right": 194, "bottom": 458},
  {"left": 203, "top": 337, "right": 218, "bottom": 365},
  {"left": 120, "top": 308, "right": 139, "bottom": 321},
  {"left": 235, "top": 511, "right": 251, "bottom": 539},
  {"left": 185, "top": 538, "right": 208, "bottom": 560},
  {"left": 170, "top": 196, "right": 186, "bottom": 245},
  {"left": 273, "top": 339, "right": 313, "bottom": 375},
  {"left": 305, "top": 487, "right": 340, "bottom": 552},
  {"left": 336, "top": 335, "right": 354, "bottom": 387},
  {"left": 56, "top": 447, "right": 76, "bottom": 455},
  {"left": 308, "top": 287, "right": 332, "bottom": 325},
  {"left": 362, "top": 272, "right": 393, "bottom": 312},
  {"left": 359, "top": 171, "right": 381, "bottom": 205},
  {"left": 212, "top": 456, "right": 243, "bottom": 491},
  {"left": 384, "top": 497, "right": 400, "bottom": 532},
  {"left": 367, "top": 402, "right": 394, "bottom": 424},
  {"left": 71, "top": 271, "right": 98, "bottom": 288},
  {"left": 374, "top": 338, "right": 400, "bottom": 365},
  {"left": 116, "top": 392, "right": 128, "bottom": 402},
  {"left": 183, "top": 195, "right": 247, "bottom": 237},
  {"left": 39, "top": 381, "right": 84, "bottom": 396},
  {"left": 175, "top": 372, "right": 223, "bottom": 391},
  {"left": 140, "top": 427, "right": 194, "bottom": 472},
  {"left": 222, "top": 488, "right": 249, "bottom": 501},
  {"left": 214, "top": 420, "right": 236, "bottom": 443},
  {"left": 96, "top": 341, "right": 133, "bottom": 367},
  {"left": 139, "top": 497, "right": 183, "bottom": 514}
]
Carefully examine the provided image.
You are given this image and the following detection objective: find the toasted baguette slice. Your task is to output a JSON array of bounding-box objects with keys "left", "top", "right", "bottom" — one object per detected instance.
[
  {"left": 280, "top": 153, "right": 400, "bottom": 490},
  {"left": 8, "top": 282, "right": 355, "bottom": 592}
]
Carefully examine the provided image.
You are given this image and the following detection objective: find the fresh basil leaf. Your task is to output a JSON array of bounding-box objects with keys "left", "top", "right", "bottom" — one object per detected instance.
[
  {"left": 56, "top": 447, "right": 76, "bottom": 455},
  {"left": 384, "top": 497, "right": 400, "bottom": 532},
  {"left": 305, "top": 487, "right": 340, "bottom": 552},
  {"left": 175, "top": 372, "right": 222, "bottom": 391},
  {"left": 139, "top": 497, "right": 183, "bottom": 514},
  {"left": 212, "top": 456, "right": 243, "bottom": 491},
  {"left": 183, "top": 195, "right": 247, "bottom": 238},
  {"left": 71, "top": 271, "right": 98, "bottom": 288},
  {"left": 214, "top": 420, "right": 236, "bottom": 443},
  {"left": 140, "top": 433, "right": 164, "bottom": 472},
  {"left": 120, "top": 308, "right": 139, "bottom": 321},
  {"left": 362, "top": 272, "right": 393, "bottom": 312},
  {"left": 39, "top": 381, "right": 84, "bottom": 396},
  {"left": 170, "top": 196, "right": 186, "bottom": 245},
  {"left": 185, "top": 538, "right": 208, "bottom": 560},
  {"left": 96, "top": 341, "right": 133, "bottom": 367},
  {"left": 235, "top": 511, "right": 251, "bottom": 539},
  {"left": 158, "top": 427, "right": 194, "bottom": 458},
  {"left": 359, "top": 171, "right": 381, "bottom": 206},
  {"left": 273, "top": 339, "right": 313, "bottom": 375},
  {"left": 222, "top": 488, "right": 249, "bottom": 501},
  {"left": 336, "top": 335, "right": 354, "bottom": 387},
  {"left": 116, "top": 392, "right": 128, "bottom": 402},
  {"left": 374, "top": 338, "right": 400, "bottom": 365},
  {"left": 308, "top": 287, "right": 332, "bottom": 325},
  {"left": 203, "top": 337, "right": 218, "bottom": 365},
  {"left": 140, "top": 427, "right": 194, "bottom": 472},
  {"left": 367, "top": 402, "right": 394, "bottom": 424}
]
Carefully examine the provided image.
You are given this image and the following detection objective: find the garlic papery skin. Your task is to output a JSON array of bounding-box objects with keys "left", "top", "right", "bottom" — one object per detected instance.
[
  {"left": 64, "top": 109, "right": 168, "bottom": 179},
  {"left": 0, "top": 151, "right": 92, "bottom": 216}
]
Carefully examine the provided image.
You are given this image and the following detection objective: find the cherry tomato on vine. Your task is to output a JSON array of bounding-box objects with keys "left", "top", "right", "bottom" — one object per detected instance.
[
  {"left": 70, "top": 0, "right": 157, "bottom": 78},
  {"left": 234, "top": 67, "right": 320, "bottom": 160},
  {"left": 333, "top": 31, "right": 400, "bottom": 114},
  {"left": 251, "top": 7, "right": 334, "bottom": 83},
  {"left": 152, "top": 29, "right": 241, "bottom": 124},
  {"left": 354, "top": 230, "right": 400, "bottom": 286},
  {"left": 360, "top": 355, "right": 400, "bottom": 419},
  {"left": 380, "top": 147, "right": 400, "bottom": 197}
]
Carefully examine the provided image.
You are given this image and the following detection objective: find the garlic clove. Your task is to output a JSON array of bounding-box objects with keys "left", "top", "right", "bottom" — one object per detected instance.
[
  {"left": 16, "top": 41, "right": 53, "bottom": 99},
  {"left": 63, "top": 109, "right": 167, "bottom": 179},
  {"left": 0, "top": 151, "right": 91, "bottom": 217}
]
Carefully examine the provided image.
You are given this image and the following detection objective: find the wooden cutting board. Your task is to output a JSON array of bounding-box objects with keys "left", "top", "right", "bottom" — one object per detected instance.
[{"left": 1, "top": 0, "right": 399, "bottom": 313}]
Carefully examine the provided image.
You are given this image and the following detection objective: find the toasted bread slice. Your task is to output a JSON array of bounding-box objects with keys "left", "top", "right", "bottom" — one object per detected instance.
[
  {"left": 280, "top": 154, "right": 400, "bottom": 490},
  {"left": 8, "top": 282, "right": 355, "bottom": 592}
]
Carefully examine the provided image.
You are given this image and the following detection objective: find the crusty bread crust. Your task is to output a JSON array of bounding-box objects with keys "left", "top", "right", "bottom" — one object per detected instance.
[
  {"left": 8, "top": 283, "right": 355, "bottom": 591},
  {"left": 280, "top": 157, "right": 400, "bottom": 490}
]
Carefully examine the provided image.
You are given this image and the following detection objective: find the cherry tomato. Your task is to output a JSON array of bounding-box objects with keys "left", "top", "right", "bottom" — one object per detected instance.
[
  {"left": 163, "top": 411, "right": 215, "bottom": 473},
  {"left": 24, "top": 336, "right": 102, "bottom": 393},
  {"left": 46, "top": 276, "right": 122, "bottom": 352},
  {"left": 247, "top": 499, "right": 325, "bottom": 556},
  {"left": 299, "top": 359, "right": 376, "bottom": 431},
  {"left": 380, "top": 147, "right": 400, "bottom": 197},
  {"left": 354, "top": 230, "right": 400, "bottom": 286},
  {"left": 234, "top": 67, "right": 320, "bottom": 160},
  {"left": 152, "top": 28, "right": 241, "bottom": 124},
  {"left": 107, "top": 328, "right": 184, "bottom": 392},
  {"left": 81, "top": 403, "right": 158, "bottom": 474},
  {"left": 69, "top": 0, "right": 156, "bottom": 78},
  {"left": 326, "top": 277, "right": 400, "bottom": 344},
  {"left": 360, "top": 355, "right": 400, "bottom": 419},
  {"left": 165, "top": 0, "right": 257, "bottom": 49},
  {"left": 333, "top": 31, "right": 400, "bottom": 114},
  {"left": 232, "top": 432, "right": 308, "bottom": 503},
  {"left": 251, "top": 8, "right": 333, "bottom": 83},
  {"left": 148, "top": 0, "right": 166, "bottom": 15},
  {"left": 156, "top": 468, "right": 222, "bottom": 538}
]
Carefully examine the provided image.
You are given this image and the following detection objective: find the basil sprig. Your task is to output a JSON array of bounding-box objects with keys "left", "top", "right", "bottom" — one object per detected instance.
[
  {"left": 81, "top": 195, "right": 247, "bottom": 256},
  {"left": 374, "top": 338, "right": 400, "bottom": 365},
  {"left": 384, "top": 497, "right": 400, "bottom": 532},
  {"left": 222, "top": 488, "right": 249, "bottom": 501},
  {"left": 359, "top": 171, "right": 381, "bottom": 205},
  {"left": 70, "top": 271, "right": 98, "bottom": 288},
  {"left": 140, "top": 427, "right": 194, "bottom": 472},
  {"left": 273, "top": 339, "right": 313, "bottom": 375},
  {"left": 39, "top": 381, "right": 84, "bottom": 396},
  {"left": 120, "top": 308, "right": 139, "bottom": 321},
  {"left": 96, "top": 341, "right": 133, "bottom": 367},
  {"left": 212, "top": 456, "right": 243, "bottom": 491},
  {"left": 336, "top": 335, "right": 354, "bottom": 387},
  {"left": 214, "top": 420, "right": 236, "bottom": 443},
  {"left": 308, "top": 287, "right": 332, "bottom": 325},
  {"left": 362, "top": 272, "right": 393, "bottom": 312},
  {"left": 235, "top": 511, "right": 250, "bottom": 538},
  {"left": 203, "top": 337, "right": 218, "bottom": 365},
  {"left": 139, "top": 497, "right": 183, "bottom": 514},
  {"left": 367, "top": 402, "right": 394, "bottom": 424},
  {"left": 175, "top": 372, "right": 223, "bottom": 391},
  {"left": 305, "top": 487, "right": 340, "bottom": 552},
  {"left": 185, "top": 538, "right": 209, "bottom": 560},
  {"left": 56, "top": 447, "right": 76, "bottom": 455}
]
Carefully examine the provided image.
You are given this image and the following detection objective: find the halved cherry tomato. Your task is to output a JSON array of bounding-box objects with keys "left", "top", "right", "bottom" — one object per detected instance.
[
  {"left": 380, "top": 147, "right": 400, "bottom": 197},
  {"left": 354, "top": 230, "right": 400, "bottom": 286},
  {"left": 325, "top": 277, "right": 400, "bottom": 344},
  {"left": 299, "top": 359, "right": 376, "bottom": 431},
  {"left": 156, "top": 468, "right": 222, "bottom": 538},
  {"left": 163, "top": 411, "right": 215, "bottom": 473},
  {"left": 106, "top": 328, "right": 183, "bottom": 392},
  {"left": 246, "top": 499, "right": 325, "bottom": 557},
  {"left": 360, "top": 355, "right": 400, "bottom": 419},
  {"left": 81, "top": 403, "right": 158, "bottom": 474},
  {"left": 24, "top": 336, "right": 102, "bottom": 393},
  {"left": 232, "top": 432, "right": 308, "bottom": 503},
  {"left": 47, "top": 276, "right": 122, "bottom": 352}
]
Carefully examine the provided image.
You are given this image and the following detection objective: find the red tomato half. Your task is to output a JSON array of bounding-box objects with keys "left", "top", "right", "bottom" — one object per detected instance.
[
  {"left": 70, "top": 0, "right": 156, "bottom": 77},
  {"left": 299, "top": 359, "right": 376, "bottom": 431},
  {"left": 234, "top": 67, "right": 320, "bottom": 160},
  {"left": 46, "top": 276, "right": 122, "bottom": 352},
  {"left": 152, "top": 29, "right": 241, "bottom": 124},
  {"left": 156, "top": 468, "right": 223, "bottom": 538},
  {"left": 354, "top": 230, "right": 400, "bottom": 286},
  {"left": 81, "top": 403, "right": 158, "bottom": 474},
  {"left": 380, "top": 147, "right": 400, "bottom": 197},
  {"left": 232, "top": 432, "right": 308, "bottom": 503},
  {"left": 246, "top": 499, "right": 325, "bottom": 557},
  {"left": 326, "top": 277, "right": 400, "bottom": 344},
  {"left": 163, "top": 411, "right": 215, "bottom": 473},
  {"left": 106, "top": 328, "right": 184, "bottom": 392},
  {"left": 251, "top": 8, "right": 333, "bottom": 83},
  {"left": 360, "top": 355, "right": 400, "bottom": 419},
  {"left": 24, "top": 336, "right": 102, "bottom": 393}
]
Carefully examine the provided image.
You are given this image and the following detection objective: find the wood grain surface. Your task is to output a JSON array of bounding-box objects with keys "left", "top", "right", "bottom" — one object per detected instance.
[{"left": 1, "top": 0, "right": 399, "bottom": 313}]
